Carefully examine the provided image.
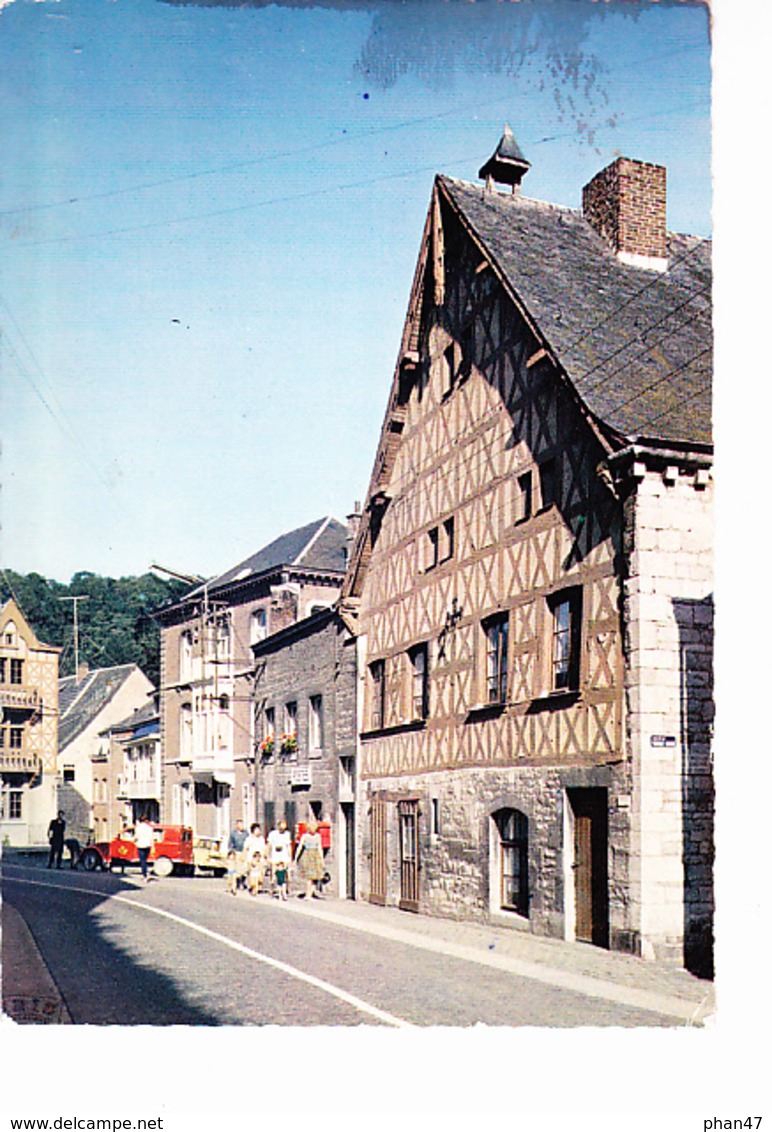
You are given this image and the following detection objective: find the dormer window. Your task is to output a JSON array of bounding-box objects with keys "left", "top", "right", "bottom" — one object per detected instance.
[
  {"left": 250, "top": 607, "right": 267, "bottom": 645},
  {"left": 538, "top": 456, "right": 559, "bottom": 511},
  {"left": 442, "top": 343, "right": 457, "bottom": 396},
  {"left": 441, "top": 517, "right": 455, "bottom": 562},
  {"left": 426, "top": 527, "right": 439, "bottom": 571},
  {"left": 460, "top": 322, "right": 474, "bottom": 379},
  {"left": 515, "top": 471, "right": 533, "bottom": 523}
]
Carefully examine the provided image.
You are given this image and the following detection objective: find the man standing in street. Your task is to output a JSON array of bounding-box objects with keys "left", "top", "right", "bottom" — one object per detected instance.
[
  {"left": 134, "top": 814, "right": 155, "bottom": 884},
  {"left": 47, "top": 811, "right": 66, "bottom": 869},
  {"left": 228, "top": 818, "right": 249, "bottom": 890}
]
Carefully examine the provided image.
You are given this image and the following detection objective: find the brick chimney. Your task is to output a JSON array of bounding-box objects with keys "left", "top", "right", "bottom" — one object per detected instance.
[
  {"left": 582, "top": 157, "right": 668, "bottom": 272},
  {"left": 346, "top": 502, "right": 362, "bottom": 566}
]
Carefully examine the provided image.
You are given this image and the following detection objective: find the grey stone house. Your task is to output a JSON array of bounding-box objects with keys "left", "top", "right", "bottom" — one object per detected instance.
[
  {"left": 342, "top": 132, "right": 713, "bottom": 974},
  {"left": 157, "top": 517, "right": 348, "bottom": 843},
  {"left": 252, "top": 607, "right": 358, "bottom": 898}
]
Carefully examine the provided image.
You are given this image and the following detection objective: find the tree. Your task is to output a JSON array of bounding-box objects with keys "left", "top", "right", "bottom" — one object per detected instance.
[{"left": 0, "top": 570, "right": 189, "bottom": 688}]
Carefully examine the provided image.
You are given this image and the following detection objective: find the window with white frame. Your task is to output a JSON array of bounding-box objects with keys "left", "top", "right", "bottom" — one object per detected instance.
[
  {"left": 339, "top": 756, "right": 355, "bottom": 795},
  {"left": 179, "top": 631, "right": 193, "bottom": 681},
  {"left": 548, "top": 587, "right": 582, "bottom": 693},
  {"left": 493, "top": 808, "right": 529, "bottom": 916},
  {"left": 180, "top": 703, "right": 193, "bottom": 762},
  {"left": 3, "top": 789, "right": 23, "bottom": 820},
  {"left": 484, "top": 614, "right": 509, "bottom": 704},
  {"left": 264, "top": 706, "right": 275, "bottom": 741},
  {"left": 369, "top": 660, "right": 385, "bottom": 730},
  {"left": 250, "top": 607, "right": 267, "bottom": 645},
  {"left": 409, "top": 643, "right": 430, "bottom": 720},
  {"left": 216, "top": 614, "right": 231, "bottom": 662},
  {"left": 309, "top": 695, "right": 323, "bottom": 752}
]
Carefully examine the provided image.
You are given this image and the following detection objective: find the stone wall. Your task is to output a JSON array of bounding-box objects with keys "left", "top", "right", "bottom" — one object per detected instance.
[
  {"left": 358, "top": 760, "right": 633, "bottom": 943},
  {"left": 254, "top": 613, "right": 357, "bottom": 896},
  {"left": 619, "top": 456, "right": 714, "bottom": 972}
]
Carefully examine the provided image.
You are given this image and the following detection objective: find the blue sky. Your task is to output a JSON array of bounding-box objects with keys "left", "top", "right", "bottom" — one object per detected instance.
[{"left": 1, "top": 0, "right": 712, "bottom": 582}]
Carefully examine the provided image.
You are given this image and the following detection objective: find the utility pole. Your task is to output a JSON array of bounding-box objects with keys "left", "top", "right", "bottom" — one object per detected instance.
[{"left": 58, "top": 595, "right": 89, "bottom": 677}]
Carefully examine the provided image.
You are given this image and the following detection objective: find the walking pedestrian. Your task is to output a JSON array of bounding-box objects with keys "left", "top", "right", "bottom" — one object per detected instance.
[
  {"left": 47, "top": 811, "right": 66, "bottom": 869},
  {"left": 226, "top": 850, "right": 239, "bottom": 895},
  {"left": 228, "top": 819, "right": 249, "bottom": 890},
  {"left": 267, "top": 819, "right": 292, "bottom": 900},
  {"left": 244, "top": 823, "right": 266, "bottom": 895},
  {"left": 294, "top": 820, "right": 325, "bottom": 899},
  {"left": 134, "top": 814, "right": 155, "bottom": 883}
]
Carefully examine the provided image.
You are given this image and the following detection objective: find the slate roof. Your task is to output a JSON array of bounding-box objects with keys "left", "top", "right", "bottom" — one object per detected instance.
[
  {"left": 187, "top": 516, "right": 347, "bottom": 597},
  {"left": 58, "top": 664, "right": 139, "bottom": 751},
  {"left": 441, "top": 176, "right": 712, "bottom": 447},
  {"left": 105, "top": 698, "right": 159, "bottom": 737}
]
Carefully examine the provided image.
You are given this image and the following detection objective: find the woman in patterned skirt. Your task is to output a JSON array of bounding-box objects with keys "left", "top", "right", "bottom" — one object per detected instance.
[{"left": 294, "top": 820, "right": 324, "bottom": 899}]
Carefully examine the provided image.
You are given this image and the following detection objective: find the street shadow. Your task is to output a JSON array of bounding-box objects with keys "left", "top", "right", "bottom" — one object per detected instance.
[{"left": 1, "top": 857, "right": 222, "bottom": 1025}]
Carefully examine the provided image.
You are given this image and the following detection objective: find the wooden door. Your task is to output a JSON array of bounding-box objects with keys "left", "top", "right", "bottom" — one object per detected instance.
[
  {"left": 369, "top": 797, "right": 387, "bottom": 905},
  {"left": 574, "top": 814, "right": 594, "bottom": 942},
  {"left": 569, "top": 788, "right": 609, "bottom": 948},
  {"left": 398, "top": 799, "right": 420, "bottom": 912},
  {"left": 342, "top": 801, "right": 356, "bottom": 900}
]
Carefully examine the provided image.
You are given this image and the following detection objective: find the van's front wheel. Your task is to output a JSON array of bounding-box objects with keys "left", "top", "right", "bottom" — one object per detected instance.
[{"left": 80, "top": 848, "right": 103, "bottom": 872}]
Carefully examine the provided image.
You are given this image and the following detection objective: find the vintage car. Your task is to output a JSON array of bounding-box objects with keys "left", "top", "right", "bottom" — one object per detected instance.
[
  {"left": 192, "top": 834, "right": 228, "bottom": 876},
  {"left": 80, "top": 824, "right": 195, "bottom": 877}
]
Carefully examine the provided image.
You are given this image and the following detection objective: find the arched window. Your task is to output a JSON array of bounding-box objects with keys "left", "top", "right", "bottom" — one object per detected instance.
[{"left": 494, "top": 808, "right": 529, "bottom": 916}]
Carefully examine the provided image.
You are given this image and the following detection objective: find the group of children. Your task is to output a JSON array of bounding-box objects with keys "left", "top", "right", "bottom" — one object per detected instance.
[{"left": 226, "top": 818, "right": 293, "bottom": 899}]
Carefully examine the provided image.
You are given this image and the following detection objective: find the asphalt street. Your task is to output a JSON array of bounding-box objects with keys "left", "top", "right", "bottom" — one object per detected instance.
[{"left": 2, "top": 860, "right": 691, "bottom": 1027}]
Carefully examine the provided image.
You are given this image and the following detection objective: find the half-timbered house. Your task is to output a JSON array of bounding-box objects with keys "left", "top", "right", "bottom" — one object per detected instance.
[{"left": 342, "top": 132, "right": 713, "bottom": 973}]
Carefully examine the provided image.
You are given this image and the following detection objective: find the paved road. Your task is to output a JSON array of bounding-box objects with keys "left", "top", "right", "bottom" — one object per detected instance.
[{"left": 2, "top": 861, "right": 683, "bottom": 1027}]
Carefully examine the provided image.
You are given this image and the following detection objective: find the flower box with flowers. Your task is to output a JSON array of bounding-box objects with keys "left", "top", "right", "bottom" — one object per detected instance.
[
  {"left": 259, "top": 734, "right": 275, "bottom": 759},
  {"left": 279, "top": 732, "right": 298, "bottom": 756}
]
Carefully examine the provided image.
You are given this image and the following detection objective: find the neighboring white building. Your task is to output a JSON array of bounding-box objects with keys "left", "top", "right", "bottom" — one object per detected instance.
[
  {"left": 93, "top": 698, "right": 161, "bottom": 841},
  {"left": 58, "top": 663, "right": 154, "bottom": 841}
]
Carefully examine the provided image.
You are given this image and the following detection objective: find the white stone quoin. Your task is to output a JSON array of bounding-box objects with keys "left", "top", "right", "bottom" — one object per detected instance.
[{"left": 622, "top": 459, "right": 713, "bottom": 961}]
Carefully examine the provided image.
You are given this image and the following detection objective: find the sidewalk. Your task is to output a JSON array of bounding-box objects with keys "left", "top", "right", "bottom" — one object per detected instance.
[
  {"left": 1, "top": 901, "right": 72, "bottom": 1024},
  {"left": 266, "top": 891, "right": 716, "bottom": 1025}
]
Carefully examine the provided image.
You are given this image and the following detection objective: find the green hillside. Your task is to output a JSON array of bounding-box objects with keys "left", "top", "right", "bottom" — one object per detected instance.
[{"left": 0, "top": 570, "right": 190, "bottom": 688}]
